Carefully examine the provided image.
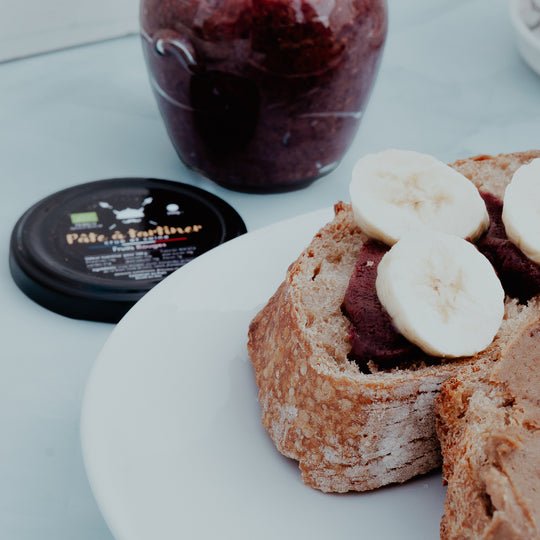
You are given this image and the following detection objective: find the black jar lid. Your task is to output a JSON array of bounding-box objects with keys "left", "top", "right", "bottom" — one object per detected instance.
[{"left": 10, "top": 178, "right": 246, "bottom": 323}]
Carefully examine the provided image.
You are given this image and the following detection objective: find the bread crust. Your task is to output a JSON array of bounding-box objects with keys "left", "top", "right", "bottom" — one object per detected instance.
[
  {"left": 247, "top": 149, "right": 540, "bottom": 493},
  {"left": 435, "top": 299, "right": 540, "bottom": 539}
]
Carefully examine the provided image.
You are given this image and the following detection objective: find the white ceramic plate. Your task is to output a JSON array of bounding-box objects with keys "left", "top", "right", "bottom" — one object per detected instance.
[{"left": 81, "top": 208, "right": 446, "bottom": 540}]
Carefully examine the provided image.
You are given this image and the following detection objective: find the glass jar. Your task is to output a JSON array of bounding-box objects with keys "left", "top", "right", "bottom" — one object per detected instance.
[{"left": 140, "top": 0, "right": 387, "bottom": 192}]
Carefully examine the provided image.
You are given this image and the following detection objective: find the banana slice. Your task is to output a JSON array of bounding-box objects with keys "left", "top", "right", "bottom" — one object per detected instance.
[
  {"left": 375, "top": 230, "right": 504, "bottom": 358},
  {"left": 502, "top": 158, "right": 540, "bottom": 265},
  {"left": 350, "top": 149, "right": 489, "bottom": 246}
]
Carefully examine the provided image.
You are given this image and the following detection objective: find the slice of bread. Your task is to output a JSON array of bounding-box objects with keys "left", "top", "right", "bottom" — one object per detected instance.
[
  {"left": 435, "top": 300, "right": 540, "bottom": 539},
  {"left": 247, "top": 149, "right": 540, "bottom": 493}
]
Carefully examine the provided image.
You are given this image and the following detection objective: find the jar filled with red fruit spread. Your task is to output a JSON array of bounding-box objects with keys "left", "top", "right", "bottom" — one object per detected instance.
[{"left": 140, "top": 0, "right": 387, "bottom": 192}]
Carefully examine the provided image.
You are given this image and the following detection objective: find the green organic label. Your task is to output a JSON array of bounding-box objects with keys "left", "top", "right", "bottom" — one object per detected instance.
[{"left": 70, "top": 211, "right": 99, "bottom": 225}]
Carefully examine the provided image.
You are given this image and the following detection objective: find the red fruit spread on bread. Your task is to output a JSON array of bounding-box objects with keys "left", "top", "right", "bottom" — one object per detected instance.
[
  {"left": 342, "top": 239, "right": 422, "bottom": 370},
  {"left": 343, "top": 191, "right": 540, "bottom": 370},
  {"left": 476, "top": 191, "right": 540, "bottom": 303}
]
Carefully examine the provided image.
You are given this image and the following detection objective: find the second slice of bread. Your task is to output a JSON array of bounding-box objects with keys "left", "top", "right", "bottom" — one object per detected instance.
[
  {"left": 435, "top": 299, "right": 540, "bottom": 539},
  {"left": 247, "top": 149, "right": 540, "bottom": 493}
]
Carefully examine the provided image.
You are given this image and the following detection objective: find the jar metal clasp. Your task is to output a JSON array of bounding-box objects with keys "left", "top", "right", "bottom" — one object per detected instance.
[{"left": 152, "top": 29, "right": 198, "bottom": 72}]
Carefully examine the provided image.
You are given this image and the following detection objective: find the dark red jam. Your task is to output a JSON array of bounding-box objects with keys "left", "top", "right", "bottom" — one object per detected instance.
[
  {"left": 140, "top": 0, "right": 387, "bottom": 192},
  {"left": 477, "top": 191, "right": 540, "bottom": 303},
  {"left": 342, "top": 239, "right": 421, "bottom": 371}
]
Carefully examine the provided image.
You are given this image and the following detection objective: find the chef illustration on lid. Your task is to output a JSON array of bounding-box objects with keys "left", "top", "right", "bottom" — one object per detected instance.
[
  {"left": 98, "top": 197, "right": 153, "bottom": 224},
  {"left": 96, "top": 197, "right": 186, "bottom": 227}
]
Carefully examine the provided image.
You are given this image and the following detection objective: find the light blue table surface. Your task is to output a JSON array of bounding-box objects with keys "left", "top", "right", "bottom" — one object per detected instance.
[{"left": 0, "top": 0, "right": 538, "bottom": 538}]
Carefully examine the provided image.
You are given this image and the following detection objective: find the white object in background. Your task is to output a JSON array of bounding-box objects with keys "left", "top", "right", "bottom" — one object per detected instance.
[
  {"left": 510, "top": 0, "right": 540, "bottom": 76},
  {"left": 0, "top": 0, "right": 139, "bottom": 62}
]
